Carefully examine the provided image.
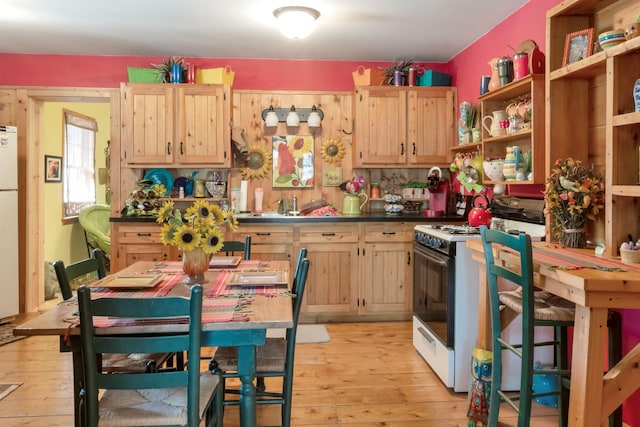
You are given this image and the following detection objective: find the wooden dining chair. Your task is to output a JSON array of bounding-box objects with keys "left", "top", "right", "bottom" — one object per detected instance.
[
  {"left": 77, "top": 284, "right": 220, "bottom": 427},
  {"left": 480, "top": 226, "right": 573, "bottom": 427},
  {"left": 220, "top": 235, "right": 251, "bottom": 260},
  {"left": 53, "top": 248, "right": 177, "bottom": 373},
  {"left": 211, "top": 252, "right": 310, "bottom": 427}
]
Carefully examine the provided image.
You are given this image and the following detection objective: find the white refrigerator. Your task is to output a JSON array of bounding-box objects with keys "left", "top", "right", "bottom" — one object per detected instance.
[{"left": 0, "top": 126, "right": 18, "bottom": 319}]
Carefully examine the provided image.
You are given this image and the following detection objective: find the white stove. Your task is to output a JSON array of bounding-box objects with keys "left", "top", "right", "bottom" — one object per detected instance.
[{"left": 412, "top": 208, "right": 548, "bottom": 392}]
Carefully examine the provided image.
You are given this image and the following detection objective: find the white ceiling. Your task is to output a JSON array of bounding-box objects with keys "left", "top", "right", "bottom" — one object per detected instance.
[{"left": 1, "top": 0, "right": 529, "bottom": 62}]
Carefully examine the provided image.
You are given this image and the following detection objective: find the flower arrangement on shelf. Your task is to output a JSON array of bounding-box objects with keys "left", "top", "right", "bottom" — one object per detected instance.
[
  {"left": 156, "top": 200, "right": 238, "bottom": 283},
  {"left": 121, "top": 179, "right": 166, "bottom": 217},
  {"left": 339, "top": 175, "right": 365, "bottom": 194},
  {"left": 544, "top": 157, "right": 604, "bottom": 247}
]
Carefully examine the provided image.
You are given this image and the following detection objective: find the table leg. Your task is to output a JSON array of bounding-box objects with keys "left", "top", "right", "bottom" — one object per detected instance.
[
  {"left": 568, "top": 305, "right": 608, "bottom": 427},
  {"left": 237, "top": 344, "right": 257, "bottom": 427}
]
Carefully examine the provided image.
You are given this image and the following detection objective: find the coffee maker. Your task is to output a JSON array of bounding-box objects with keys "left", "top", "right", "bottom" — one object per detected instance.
[{"left": 425, "top": 167, "right": 450, "bottom": 217}]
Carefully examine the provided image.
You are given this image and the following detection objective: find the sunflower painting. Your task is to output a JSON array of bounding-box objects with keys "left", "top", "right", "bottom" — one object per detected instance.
[{"left": 272, "top": 135, "right": 314, "bottom": 188}]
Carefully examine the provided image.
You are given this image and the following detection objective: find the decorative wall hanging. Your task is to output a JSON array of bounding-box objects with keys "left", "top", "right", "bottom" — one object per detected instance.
[
  {"left": 320, "top": 138, "right": 346, "bottom": 164},
  {"left": 272, "top": 135, "right": 314, "bottom": 188},
  {"left": 240, "top": 144, "right": 272, "bottom": 180}
]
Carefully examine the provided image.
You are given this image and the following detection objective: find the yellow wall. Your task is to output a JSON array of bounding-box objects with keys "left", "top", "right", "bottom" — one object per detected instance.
[{"left": 43, "top": 102, "right": 110, "bottom": 265}]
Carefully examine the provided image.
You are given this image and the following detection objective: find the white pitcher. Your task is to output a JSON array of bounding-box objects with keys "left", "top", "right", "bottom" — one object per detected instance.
[{"left": 482, "top": 110, "right": 507, "bottom": 137}]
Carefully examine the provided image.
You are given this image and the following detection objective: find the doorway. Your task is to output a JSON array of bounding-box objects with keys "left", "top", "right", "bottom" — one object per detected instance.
[{"left": 22, "top": 88, "right": 119, "bottom": 312}]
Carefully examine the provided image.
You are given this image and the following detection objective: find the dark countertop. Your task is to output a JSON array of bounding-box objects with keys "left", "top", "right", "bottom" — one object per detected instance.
[{"left": 111, "top": 212, "right": 466, "bottom": 224}]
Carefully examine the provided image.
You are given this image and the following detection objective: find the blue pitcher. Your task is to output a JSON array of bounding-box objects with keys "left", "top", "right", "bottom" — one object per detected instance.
[{"left": 502, "top": 146, "right": 524, "bottom": 181}]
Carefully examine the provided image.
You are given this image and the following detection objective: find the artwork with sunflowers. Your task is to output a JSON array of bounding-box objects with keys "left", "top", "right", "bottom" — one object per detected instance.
[{"left": 272, "top": 135, "right": 314, "bottom": 188}]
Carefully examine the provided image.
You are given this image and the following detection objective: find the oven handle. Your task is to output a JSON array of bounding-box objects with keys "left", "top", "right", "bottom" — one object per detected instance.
[
  {"left": 417, "top": 326, "right": 435, "bottom": 344},
  {"left": 414, "top": 245, "right": 449, "bottom": 268}
]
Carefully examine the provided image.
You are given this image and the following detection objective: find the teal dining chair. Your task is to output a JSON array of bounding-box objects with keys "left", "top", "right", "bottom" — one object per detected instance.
[
  {"left": 53, "top": 248, "right": 177, "bottom": 373},
  {"left": 480, "top": 226, "right": 573, "bottom": 427},
  {"left": 211, "top": 250, "right": 310, "bottom": 427},
  {"left": 77, "top": 284, "right": 220, "bottom": 427}
]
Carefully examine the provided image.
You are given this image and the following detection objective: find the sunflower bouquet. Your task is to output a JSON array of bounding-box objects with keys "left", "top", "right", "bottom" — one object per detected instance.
[
  {"left": 544, "top": 157, "right": 604, "bottom": 246},
  {"left": 156, "top": 200, "right": 238, "bottom": 254}
]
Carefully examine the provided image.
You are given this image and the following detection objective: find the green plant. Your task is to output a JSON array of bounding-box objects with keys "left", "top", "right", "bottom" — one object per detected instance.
[
  {"left": 380, "top": 58, "right": 414, "bottom": 85},
  {"left": 150, "top": 56, "right": 184, "bottom": 83}
]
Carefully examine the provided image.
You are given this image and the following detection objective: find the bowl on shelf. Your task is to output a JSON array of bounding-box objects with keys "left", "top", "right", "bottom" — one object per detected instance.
[
  {"left": 384, "top": 203, "right": 404, "bottom": 214},
  {"left": 383, "top": 194, "right": 402, "bottom": 203},
  {"left": 598, "top": 29, "right": 626, "bottom": 49},
  {"left": 483, "top": 160, "right": 505, "bottom": 181}
]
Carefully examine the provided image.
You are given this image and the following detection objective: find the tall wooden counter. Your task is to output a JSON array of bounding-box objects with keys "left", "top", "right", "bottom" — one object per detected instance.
[{"left": 467, "top": 239, "right": 640, "bottom": 427}]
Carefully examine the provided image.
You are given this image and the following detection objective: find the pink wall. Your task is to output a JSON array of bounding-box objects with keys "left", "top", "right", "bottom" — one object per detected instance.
[
  {"left": 2, "top": 0, "right": 640, "bottom": 421},
  {"left": 0, "top": 54, "right": 449, "bottom": 91}
]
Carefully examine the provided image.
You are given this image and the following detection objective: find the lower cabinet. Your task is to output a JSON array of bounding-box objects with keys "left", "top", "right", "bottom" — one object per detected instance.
[
  {"left": 112, "top": 220, "right": 414, "bottom": 321},
  {"left": 360, "top": 224, "right": 413, "bottom": 316},
  {"left": 112, "top": 222, "right": 177, "bottom": 272}
]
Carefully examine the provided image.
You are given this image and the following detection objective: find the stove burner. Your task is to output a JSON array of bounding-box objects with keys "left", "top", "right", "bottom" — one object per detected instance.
[{"left": 434, "top": 224, "right": 481, "bottom": 235}]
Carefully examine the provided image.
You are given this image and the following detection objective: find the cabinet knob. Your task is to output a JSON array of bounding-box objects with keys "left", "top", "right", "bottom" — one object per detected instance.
[
  {"left": 166, "top": 142, "right": 171, "bottom": 155},
  {"left": 180, "top": 141, "right": 184, "bottom": 155},
  {"left": 137, "top": 232, "right": 152, "bottom": 237},
  {"left": 256, "top": 232, "right": 271, "bottom": 236},
  {"left": 413, "top": 142, "right": 416, "bottom": 155},
  {"left": 321, "top": 232, "right": 336, "bottom": 237},
  {"left": 400, "top": 143, "right": 404, "bottom": 155},
  {"left": 382, "top": 231, "right": 396, "bottom": 235}
]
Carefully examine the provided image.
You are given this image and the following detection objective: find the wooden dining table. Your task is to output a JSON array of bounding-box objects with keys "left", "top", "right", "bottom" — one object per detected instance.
[
  {"left": 13, "top": 259, "right": 293, "bottom": 427},
  {"left": 467, "top": 240, "right": 640, "bottom": 426}
]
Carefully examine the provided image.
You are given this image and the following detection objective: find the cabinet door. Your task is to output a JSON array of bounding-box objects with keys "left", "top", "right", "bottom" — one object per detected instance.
[
  {"left": 408, "top": 87, "right": 456, "bottom": 165},
  {"left": 353, "top": 87, "right": 407, "bottom": 166},
  {"left": 298, "top": 242, "right": 359, "bottom": 317},
  {"left": 121, "top": 84, "right": 174, "bottom": 164},
  {"left": 234, "top": 225, "right": 293, "bottom": 263},
  {"left": 361, "top": 242, "right": 412, "bottom": 314},
  {"left": 176, "top": 85, "right": 230, "bottom": 166},
  {"left": 117, "top": 244, "right": 172, "bottom": 267},
  {"left": 112, "top": 222, "right": 175, "bottom": 270}
]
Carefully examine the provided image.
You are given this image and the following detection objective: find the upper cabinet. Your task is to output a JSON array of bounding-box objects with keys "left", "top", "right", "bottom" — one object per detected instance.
[
  {"left": 353, "top": 86, "right": 456, "bottom": 167},
  {"left": 121, "top": 83, "right": 231, "bottom": 167},
  {"left": 546, "top": 0, "right": 640, "bottom": 256},
  {"left": 479, "top": 74, "right": 545, "bottom": 184}
]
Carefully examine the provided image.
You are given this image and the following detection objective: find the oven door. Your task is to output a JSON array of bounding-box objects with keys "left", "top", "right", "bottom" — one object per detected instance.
[{"left": 413, "top": 242, "right": 454, "bottom": 347}]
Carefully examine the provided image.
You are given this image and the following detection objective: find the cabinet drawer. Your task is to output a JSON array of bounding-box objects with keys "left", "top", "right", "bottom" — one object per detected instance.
[
  {"left": 234, "top": 225, "right": 294, "bottom": 244},
  {"left": 363, "top": 223, "right": 413, "bottom": 242},
  {"left": 117, "top": 223, "right": 163, "bottom": 244},
  {"left": 298, "top": 225, "right": 359, "bottom": 243}
]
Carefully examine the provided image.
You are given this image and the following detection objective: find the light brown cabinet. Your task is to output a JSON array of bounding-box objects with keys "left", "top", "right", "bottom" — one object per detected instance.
[
  {"left": 121, "top": 83, "right": 231, "bottom": 167},
  {"left": 231, "top": 224, "right": 294, "bottom": 263},
  {"left": 111, "top": 222, "right": 177, "bottom": 272},
  {"left": 479, "top": 74, "right": 545, "bottom": 184},
  {"left": 353, "top": 86, "right": 456, "bottom": 167},
  {"left": 546, "top": 0, "right": 640, "bottom": 256}
]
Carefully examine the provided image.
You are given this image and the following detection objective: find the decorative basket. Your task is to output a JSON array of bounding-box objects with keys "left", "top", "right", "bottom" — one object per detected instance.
[
  {"left": 352, "top": 66, "right": 387, "bottom": 86},
  {"left": 127, "top": 67, "right": 162, "bottom": 83},
  {"left": 402, "top": 200, "right": 423, "bottom": 215},
  {"left": 205, "top": 181, "right": 226, "bottom": 198},
  {"left": 196, "top": 66, "right": 235, "bottom": 85},
  {"left": 620, "top": 248, "right": 640, "bottom": 265}
]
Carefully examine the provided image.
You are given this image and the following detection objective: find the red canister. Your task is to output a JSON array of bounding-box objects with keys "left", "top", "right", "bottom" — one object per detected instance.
[
  {"left": 186, "top": 63, "right": 196, "bottom": 84},
  {"left": 407, "top": 67, "right": 417, "bottom": 86},
  {"left": 513, "top": 53, "right": 529, "bottom": 80}
]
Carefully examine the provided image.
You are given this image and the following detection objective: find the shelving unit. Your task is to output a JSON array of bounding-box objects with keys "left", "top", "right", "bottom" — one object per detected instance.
[
  {"left": 546, "top": 0, "right": 640, "bottom": 256},
  {"left": 478, "top": 74, "right": 545, "bottom": 185}
]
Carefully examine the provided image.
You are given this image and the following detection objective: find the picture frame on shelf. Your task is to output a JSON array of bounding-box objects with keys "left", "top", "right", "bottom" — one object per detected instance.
[
  {"left": 562, "top": 28, "right": 594, "bottom": 66},
  {"left": 44, "top": 155, "right": 62, "bottom": 183}
]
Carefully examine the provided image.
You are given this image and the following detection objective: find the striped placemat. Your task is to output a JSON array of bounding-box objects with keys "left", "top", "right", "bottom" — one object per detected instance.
[
  {"left": 90, "top": 273, "right": 183, "bottom": 298},
  {"left": 150, "top": 259, "right": 271, "bottom": 273},
  {"left": 207, "top": 271, "right": 290, "bottom": 298},
  {"left": 535, "top": 244, "right": 640, "bottom": 272}
]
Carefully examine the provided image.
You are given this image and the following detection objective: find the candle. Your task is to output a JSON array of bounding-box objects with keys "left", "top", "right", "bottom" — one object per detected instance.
[{"left": 239, "top": 180, "right": 248, "bottom": 212}]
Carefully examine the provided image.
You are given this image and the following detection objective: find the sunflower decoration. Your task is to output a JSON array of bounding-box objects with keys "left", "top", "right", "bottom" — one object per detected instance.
[
  {"left": 156, "top": 199, "right": 235, "bottom": 254},
  {"left": 320, "top": 138, "right": 346, "bottom": 164},
  {"left": 241, "top": 144, "right": 272, "bottom": 180}
]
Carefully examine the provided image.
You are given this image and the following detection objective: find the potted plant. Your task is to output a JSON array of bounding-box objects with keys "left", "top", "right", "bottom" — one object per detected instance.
[
  {"left": 151, "top": 56, "right": 184, "bottom": 83},
  {"left": 459, "top": 102, "right": 478, "bottom": 144},
  {"left": 380, "top": 58, "right": 414, "bottom": 85}
]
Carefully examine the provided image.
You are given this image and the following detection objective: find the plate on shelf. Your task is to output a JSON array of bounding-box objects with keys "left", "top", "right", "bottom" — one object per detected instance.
[
  {"left": 143, "top": 168, "right": 173, "bottom": 196},
  {"left": 209, "top": 256, "right": 242, "bottom": 268},
  {"left": 226, "top": 271, "right": 288, "bottom": 287},
  {"left": 92, "top": 273, "right": 165, "bottom": 289}
]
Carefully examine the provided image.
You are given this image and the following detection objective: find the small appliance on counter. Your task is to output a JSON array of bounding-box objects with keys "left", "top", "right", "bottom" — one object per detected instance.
[{"left": 424, "top": 166, "right": 450, "bottom": 217}]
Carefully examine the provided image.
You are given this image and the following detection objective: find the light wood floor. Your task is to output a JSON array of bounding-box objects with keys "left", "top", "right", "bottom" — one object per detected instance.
[{"left": 0, "top": 319, "right": 559, "bottom": 426}]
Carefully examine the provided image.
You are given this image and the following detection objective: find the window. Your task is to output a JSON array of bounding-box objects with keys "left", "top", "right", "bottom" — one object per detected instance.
[{"left": 63, "top": 110, "right": 97, "bottom": 221}]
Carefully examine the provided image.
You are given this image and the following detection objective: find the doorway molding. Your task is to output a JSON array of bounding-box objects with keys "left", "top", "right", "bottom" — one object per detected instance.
[{"left": 20, "top": 87, "right": 119, "bottom": 311}]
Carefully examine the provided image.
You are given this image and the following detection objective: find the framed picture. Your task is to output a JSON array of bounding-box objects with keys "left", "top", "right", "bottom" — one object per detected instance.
[
  {"left": 272, "top": 135, "right": 314, "bottom": 188},
  {"left": 562, "top": 28, "right": 594, "bottom": 66},
  {"left": 45, "top": 155, "right": 62, "bottom": 183}
]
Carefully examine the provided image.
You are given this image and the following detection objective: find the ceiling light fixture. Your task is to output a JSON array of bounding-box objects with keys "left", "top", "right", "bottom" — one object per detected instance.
[{"left": 273, "top": 6, "right": 320, "bottom": 40}]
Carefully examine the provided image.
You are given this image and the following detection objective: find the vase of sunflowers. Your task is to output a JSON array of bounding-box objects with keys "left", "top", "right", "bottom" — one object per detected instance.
[
  {"left": 156, "top": 200, "right": 238, "bottom": 285},
  {"left": 544, "top": 157, "right": 604, "bottom": 248}
]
